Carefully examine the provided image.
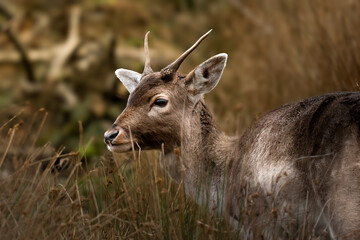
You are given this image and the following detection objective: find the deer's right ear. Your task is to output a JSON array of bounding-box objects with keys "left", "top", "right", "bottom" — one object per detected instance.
[{"left": 115, "top": 69, "right": 142, "bottom": 93}]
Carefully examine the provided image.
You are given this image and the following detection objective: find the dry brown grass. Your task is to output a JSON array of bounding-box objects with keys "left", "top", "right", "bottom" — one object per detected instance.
[
  {"left": 207, "top": 0, "right": 360, "bottom": 134},
  {"left": 0, "top": 111, "right": 238, "bottom": 239},
  {"left": 0, "top": 112, "right": 332, "bottom": 239}
]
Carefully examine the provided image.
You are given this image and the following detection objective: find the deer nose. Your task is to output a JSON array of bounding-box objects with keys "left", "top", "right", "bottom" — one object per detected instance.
[{"left": 104, "top": 130, "right": 119, "bottom": 144}]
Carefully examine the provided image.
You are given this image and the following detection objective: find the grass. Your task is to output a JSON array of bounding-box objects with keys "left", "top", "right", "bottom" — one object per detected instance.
[
  {"left": 0, "top": 112, "right": 333, "bottom": 239},
  {"left": 0, "top": 110, "right": 238, "bottom": 239}
]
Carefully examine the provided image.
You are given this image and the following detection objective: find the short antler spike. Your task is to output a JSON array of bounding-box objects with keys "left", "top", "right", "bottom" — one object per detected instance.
[
  {"left": 143, "top": 31, "right": 153, "bottom": 76},
  {"left": 161, "top": 29, "right": 213, "bottom": 76}
]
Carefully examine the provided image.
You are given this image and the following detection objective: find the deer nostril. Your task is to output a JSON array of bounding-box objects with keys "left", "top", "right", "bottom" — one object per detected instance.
[{"left": 104, "top": 130, "right": 119, "bottom": 144}]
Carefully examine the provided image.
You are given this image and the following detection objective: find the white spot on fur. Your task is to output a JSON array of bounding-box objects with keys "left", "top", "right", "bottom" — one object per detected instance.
[{"left": 248, "top": 127, "right": 295, "bottom": 194}]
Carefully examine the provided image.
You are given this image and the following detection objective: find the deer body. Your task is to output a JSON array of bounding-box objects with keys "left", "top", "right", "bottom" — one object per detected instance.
[{"left": 105, "top": 31, "right": 360, "bottom": 238}]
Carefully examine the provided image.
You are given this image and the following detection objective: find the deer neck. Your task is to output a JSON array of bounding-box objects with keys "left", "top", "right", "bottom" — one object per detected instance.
[{"left": 162, "top": 100, "right": 239, "bottom": 199}]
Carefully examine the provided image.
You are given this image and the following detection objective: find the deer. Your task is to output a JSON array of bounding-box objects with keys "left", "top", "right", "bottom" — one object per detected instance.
[{"left": 104, "top": 30, "right": 360, "bottom": 239}]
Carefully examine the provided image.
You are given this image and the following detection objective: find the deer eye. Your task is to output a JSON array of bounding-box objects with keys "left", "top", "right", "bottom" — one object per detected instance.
[{"left": 153, "top": 98, "right": 168, "bottom": 108}]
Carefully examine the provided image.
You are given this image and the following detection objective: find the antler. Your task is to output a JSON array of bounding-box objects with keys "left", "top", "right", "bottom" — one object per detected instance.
[
  {"left": 143, "top": 31, "right": 153, "bottom": 76},
  {"left": 161, "top": 29, "right": 212, "bottom": 76}
]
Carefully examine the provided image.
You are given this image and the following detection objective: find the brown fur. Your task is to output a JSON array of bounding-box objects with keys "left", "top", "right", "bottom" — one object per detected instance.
[{"left": 106, "top": 53, "right": 360, "bottom": 239}]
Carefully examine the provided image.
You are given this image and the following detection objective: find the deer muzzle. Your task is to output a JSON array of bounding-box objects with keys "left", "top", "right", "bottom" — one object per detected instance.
[{"left": 104, "top": 127, "right": 136, "bottom": 153}]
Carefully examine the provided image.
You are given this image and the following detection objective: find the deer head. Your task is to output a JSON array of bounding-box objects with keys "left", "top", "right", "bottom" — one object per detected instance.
[{"left": 104, "top": 30, "right": 227, "bottom": 153}]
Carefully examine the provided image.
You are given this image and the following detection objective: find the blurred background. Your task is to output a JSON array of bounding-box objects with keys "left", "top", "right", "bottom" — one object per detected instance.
[{"left": 1, "top": 0, "right": 360, "bottom": 160}]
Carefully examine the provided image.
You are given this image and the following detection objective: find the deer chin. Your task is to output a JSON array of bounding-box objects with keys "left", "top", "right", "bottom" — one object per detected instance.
[{"left": 107, "top": 143, "right": 134, "bottom": 153}]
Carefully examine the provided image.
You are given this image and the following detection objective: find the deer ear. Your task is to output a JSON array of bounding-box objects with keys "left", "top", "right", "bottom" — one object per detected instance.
[
  {"left": 185, "top": 53, "right": 227, "bottom": 102},
  {"left": 115, "top": 69, "right": 142, "bottom": 93}
]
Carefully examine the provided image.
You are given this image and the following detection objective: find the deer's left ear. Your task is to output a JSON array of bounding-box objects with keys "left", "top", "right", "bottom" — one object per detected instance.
[{"left": 185, "top": 53, "right": 227, "bottom": 103}]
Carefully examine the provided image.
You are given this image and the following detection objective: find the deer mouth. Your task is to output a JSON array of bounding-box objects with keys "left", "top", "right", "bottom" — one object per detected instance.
[{"left": 106, "top": 142, "right": 134, "bottom": 153}]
